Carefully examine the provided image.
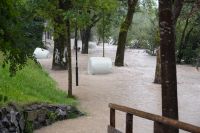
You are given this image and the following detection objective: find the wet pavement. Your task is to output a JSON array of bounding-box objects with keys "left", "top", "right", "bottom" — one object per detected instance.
[{"left": 35, "top": 45, "right": 200, "bottom": 133}]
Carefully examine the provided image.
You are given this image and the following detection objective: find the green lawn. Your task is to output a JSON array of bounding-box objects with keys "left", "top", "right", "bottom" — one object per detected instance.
[{"left": 0, "top": 57, "right": 76, "bottom": 106}]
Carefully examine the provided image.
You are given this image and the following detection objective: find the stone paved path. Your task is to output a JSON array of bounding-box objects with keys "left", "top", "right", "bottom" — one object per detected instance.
[{"left": 35, "top": 45, "right": 200, "bottom": 133}]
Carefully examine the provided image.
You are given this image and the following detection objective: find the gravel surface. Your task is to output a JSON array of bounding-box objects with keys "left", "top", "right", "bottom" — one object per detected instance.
[{"left": 35, "top": 45, "right": 200, "bottom": 133}]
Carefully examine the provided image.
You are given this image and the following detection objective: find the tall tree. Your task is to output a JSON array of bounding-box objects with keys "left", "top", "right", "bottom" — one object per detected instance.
[
  {"left": 154, "top": 0, "right": 184, "bottom": 84},
  {"left": 61, "top": 0, "right": 73, "bottom": 97},
  {"left": 80, "top": 0, "right": 117, "bottom": 54},
  {"left": 158, "top": 0, "right": 178, "bottom": 132},
  {"left": 51, "top": 0, "right": 68, "bottom": 70},
  {"left": 115, "top": 0, "right": 138, "bottom": 66},
  {"left": 33, "top": 0, "right": 68, "bottom": 70},
  {"left": 176, "top": 1, "right": 200, "bottom": 63},
  {"left": 80, "top": 14, "right": 100, "bottom": 54},
  {"left": 52, "top": 15, "right": 68, "bottom": 70}
]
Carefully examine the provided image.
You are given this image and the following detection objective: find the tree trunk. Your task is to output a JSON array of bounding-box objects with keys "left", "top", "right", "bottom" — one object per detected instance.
[
  {"left": 80, "top": 27, "right": 91, "bottom": 54},
  {"left": 115, "top": 0, "right": 138, "bottom": 66},
  {"left": 52, "top": 1, "right": 68, "bottom": 70},
  {"left": 52, "top": 17, "right": 68, "bottom": 70},
  {"left": 53, "top": 0, "right": 72, "bottom": 96},
  {"left": 153, "top": 0, "right": 184, "bottom": 84},
  {"left": 159, "top": 0, "right": 178, "bottom": 133},
  {"left": 154, "top": 47, "right": 161, "bottom": 84},
  {"left": 80, "top": 14, "right": 100, "bottom": 54},
  {"left": 97, "top": 37, "right": 101, "bottom": 45},
  {"left": 66, "top": 20, "right": 72, "bottom": 97},
  {"left": 52, "top": 37, "right": 67, "bottom": 70}
]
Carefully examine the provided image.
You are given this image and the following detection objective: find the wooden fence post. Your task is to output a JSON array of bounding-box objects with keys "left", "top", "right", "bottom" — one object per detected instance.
[
  {"left": 110, "top": 108, "right": 115, "bottom": 128},
  {"left": 126, "top": 113, "right": 133, "bottom": 133},
  {"left": 154, "top": 121, "right": 165, "bottom": 133}
]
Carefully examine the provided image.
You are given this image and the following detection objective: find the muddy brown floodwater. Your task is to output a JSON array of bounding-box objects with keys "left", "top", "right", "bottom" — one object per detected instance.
[{"left": 35, "top": 45, "right": 200, "bottom": 133}]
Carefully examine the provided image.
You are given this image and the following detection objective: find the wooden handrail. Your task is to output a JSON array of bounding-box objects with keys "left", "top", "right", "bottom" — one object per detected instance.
[{"left": 109, "top": 103, "right": 200, "bottom": 133}]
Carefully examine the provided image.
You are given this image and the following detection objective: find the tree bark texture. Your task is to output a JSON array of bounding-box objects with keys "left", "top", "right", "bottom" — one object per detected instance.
[
  {"left": 81, "top": 27, "right": 91, "bottom": 54},
  {"left": 154, "top": 47, "right": 161, "bottom": 84},
  {"left": 159, "top": 0, "right": 179, "bottom": 133},
  {"left": 115, "top": 0, "right": 138, "bottom": 66},
  {"left": 154, "top": 0, "right": 184, "bottom": 83},
  {"left": 52, "top": 17, "right": 68, "bottom": 70}
]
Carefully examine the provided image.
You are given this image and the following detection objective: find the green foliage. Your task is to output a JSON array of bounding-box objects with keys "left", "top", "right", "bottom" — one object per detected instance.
[
  {"left": 100, "top": 0, "right": 159, "bottom": 51},
  {"left": 182, "top": 46, "right": 196, "bottom": 64},
  {"left": 0, "top": 0, "right": 44, "bottom": 75},
  {"left": 24, "top": 121, "right": 33, "bottom": 133},
  {"left": 0, "top": 0, "right": 120, "bottom": 59},
  {"left": 67, "top": 111, "right": 80, "bottom": 119},
  {"left": 96, "top": 12, "right": 114, "bottom": 42},
  {"left": 0, "top": 59, "right": 77, "bottom": 106},
  {"left": 47, "top": 111, "right": 58, "bottom": 122},
  {"left": 93, "top": 1, "right": 124, "bottom": 43},
  {"left": 176, "top": 2, "right": 200, "bottom": 64},
  {"left": 0, "top": 52, "right": 3, "bottom": 64},
  {"left": 68, "top": 0, "right": 119, "bottom": 32},
  {"left": 128, "top": 8, "right": 159, "bottom": 51}
]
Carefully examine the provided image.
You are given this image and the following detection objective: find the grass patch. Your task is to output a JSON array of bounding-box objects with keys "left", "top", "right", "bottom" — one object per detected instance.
[{"left": 0, "top": 59, "right": 77, "bottom": 106}]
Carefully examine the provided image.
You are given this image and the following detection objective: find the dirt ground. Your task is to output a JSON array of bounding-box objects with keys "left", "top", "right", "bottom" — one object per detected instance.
[{"left": 35, "top": 45, "right": 200, "bottom": 133}]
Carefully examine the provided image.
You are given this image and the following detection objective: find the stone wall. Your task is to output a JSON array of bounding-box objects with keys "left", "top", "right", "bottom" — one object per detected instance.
[{"left": 0, "top": 103, "right": 83, "bottom": 133}]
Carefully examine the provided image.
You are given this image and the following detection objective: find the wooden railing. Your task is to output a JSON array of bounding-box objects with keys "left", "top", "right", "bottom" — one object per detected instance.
[{"left": 108, "top": 103, "right": 200, "bottom": 133}]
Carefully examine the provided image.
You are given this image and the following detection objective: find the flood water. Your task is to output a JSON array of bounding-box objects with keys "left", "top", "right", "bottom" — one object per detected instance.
[{"left": 35, "top": 45, "right": 200, "bottom": 133}]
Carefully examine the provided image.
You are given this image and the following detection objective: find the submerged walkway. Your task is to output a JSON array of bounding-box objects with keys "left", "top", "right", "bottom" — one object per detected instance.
[{"left": 35, "top": 45, "right": 200, "bottom": 133}]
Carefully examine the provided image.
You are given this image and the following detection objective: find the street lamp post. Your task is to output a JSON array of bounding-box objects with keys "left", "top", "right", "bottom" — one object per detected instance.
[
  {"left": 103, "top": 9, "right": 105, "bottom": 57},
  {"left": 75, "top": 19, "right": 79, "bottom": 86}
]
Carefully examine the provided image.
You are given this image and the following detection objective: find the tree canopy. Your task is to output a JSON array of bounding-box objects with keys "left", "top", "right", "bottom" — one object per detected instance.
[
  {"left": 1, "top": 0, "right": 200, "bottom": 73},
  {"left": 0, "top": 0, "right": 44, "bottom": 75}
]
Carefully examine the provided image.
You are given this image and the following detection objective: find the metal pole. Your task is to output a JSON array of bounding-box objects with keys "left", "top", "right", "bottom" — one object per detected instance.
[
  {"left": 44, "top": 31, "right": 47, "bottom": 46},
  {"left": 44, "top": 22, "right": 47, "bottom": 45},
  {"left": 103, "top": 9, "right": 105, "bottom": 57},
  {"left": 75, "top": 19, "right": 79, "bottom": 86}
]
